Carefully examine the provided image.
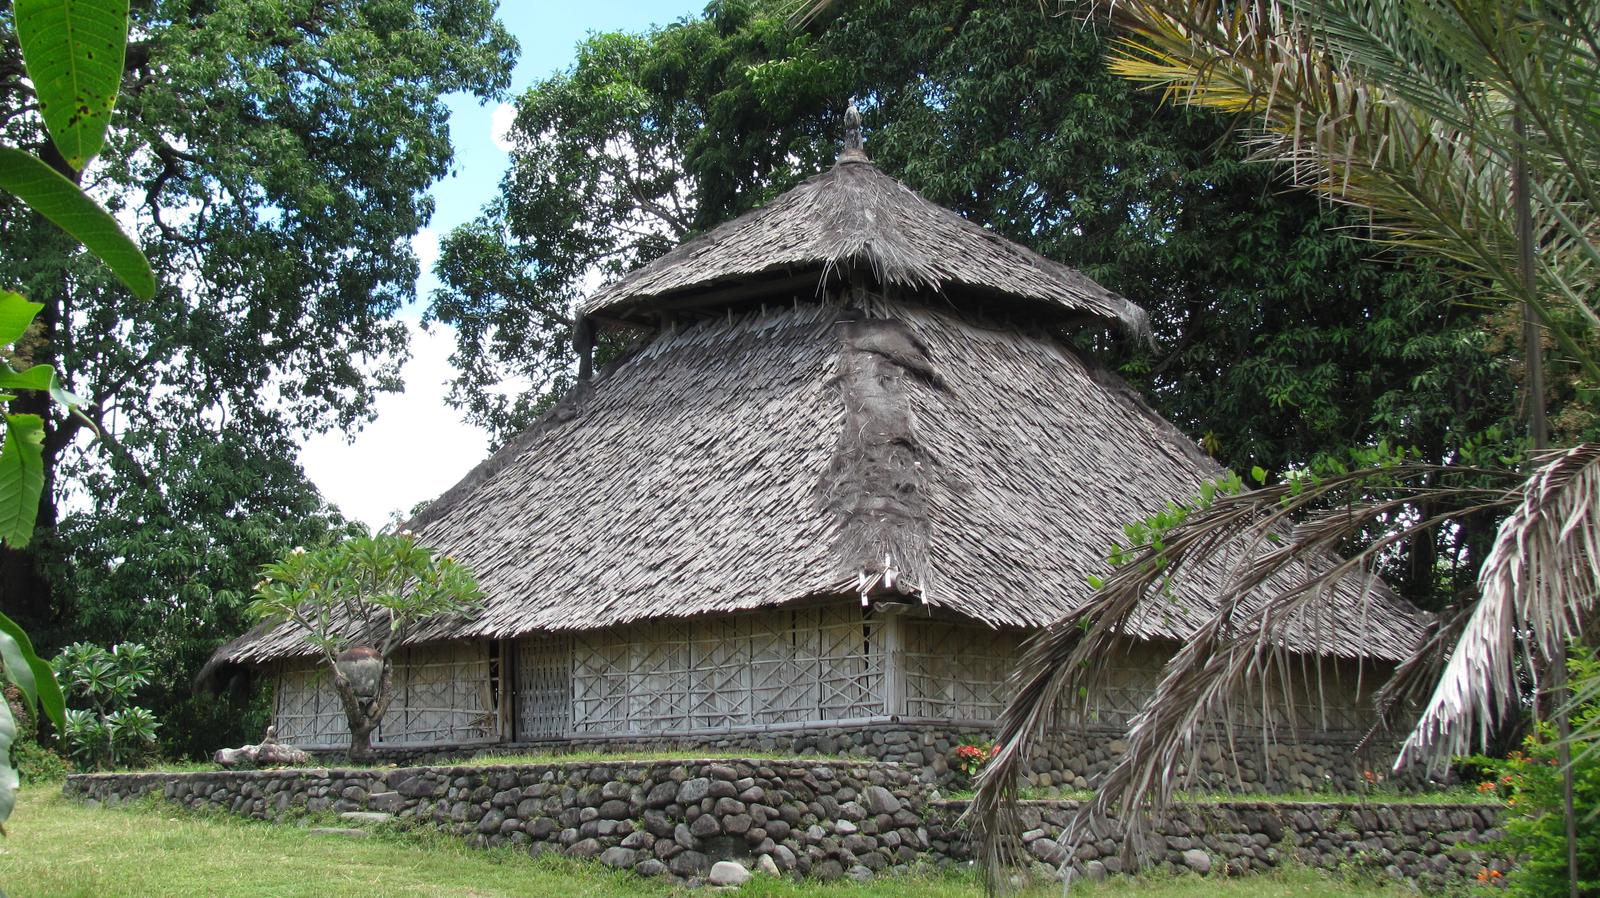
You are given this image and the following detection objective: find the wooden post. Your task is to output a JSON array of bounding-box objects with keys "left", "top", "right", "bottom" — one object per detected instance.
[
  {"left": 498, "top": 638, "right": 514, "bottom": 743},
  {"left": 881, "top": 609, "right": 906, "bottom": 719}
]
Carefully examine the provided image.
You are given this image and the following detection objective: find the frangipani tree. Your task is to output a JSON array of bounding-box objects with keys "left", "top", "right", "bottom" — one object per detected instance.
[
  {"left": 248, "top": 534, "right": 483, "bottom": 761},
  {"left": 960, "top": 0, "right": 1600, "bottom": 893}
]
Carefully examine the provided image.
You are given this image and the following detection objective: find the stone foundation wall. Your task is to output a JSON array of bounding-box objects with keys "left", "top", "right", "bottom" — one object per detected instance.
[
  {"left": 66, "top": 759, "right": 1499, "bottom": 888},
  {"left": 928, "top": 799, "right": 1508, "bottom": 889},
  {"left": 305, "top": 721, "right": 1404, "bottom": 794}
]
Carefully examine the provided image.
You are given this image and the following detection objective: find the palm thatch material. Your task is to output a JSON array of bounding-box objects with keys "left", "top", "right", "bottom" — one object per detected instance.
[
  {"left": 213, "top": 296, "right": 1425, "bottom": 668},
  {"left": 583, "top": 156, "right": 1151, "bottom": 339}
]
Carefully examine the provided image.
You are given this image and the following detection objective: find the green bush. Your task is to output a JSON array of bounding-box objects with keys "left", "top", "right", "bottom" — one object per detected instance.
[
  {"left": 3, "top": 684, "right": 72, "bottom": 783},
  {"left": 1477, "top": 653, "right": 1600, "bottom": 897},
  {"left": 52, "top": 642, "right": 161, "bottom": 770}
]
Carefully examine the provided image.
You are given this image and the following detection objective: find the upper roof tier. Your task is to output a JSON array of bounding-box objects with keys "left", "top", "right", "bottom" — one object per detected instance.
[{"left": 583, "top": 148, "right": 1150, "bottom": 337}]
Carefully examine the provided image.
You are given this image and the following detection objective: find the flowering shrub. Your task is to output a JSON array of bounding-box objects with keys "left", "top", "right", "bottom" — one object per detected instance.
[
  {"left": 1473, "top": 653, "right": 1600, "bottom": 898},
  {"left": 955, "top": 742, "right": 998, "bottom": 778}
]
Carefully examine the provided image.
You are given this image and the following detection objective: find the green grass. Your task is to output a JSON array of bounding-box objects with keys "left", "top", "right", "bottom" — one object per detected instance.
[{"left": 0, "top": 787, "right": 1414, "bottom": 898}]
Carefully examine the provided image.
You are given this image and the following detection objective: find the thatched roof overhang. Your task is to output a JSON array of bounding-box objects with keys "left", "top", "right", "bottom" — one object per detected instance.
[
  {"left": 214, "top": 299, "right": 1427, "bottom": 669},
  {"left": 582, "top": 158, "right": 1151, "bottom": 340}
]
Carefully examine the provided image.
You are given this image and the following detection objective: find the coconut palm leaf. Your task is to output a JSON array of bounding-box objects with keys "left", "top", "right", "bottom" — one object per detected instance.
[
  {"left": 1399, "top": 445, "right": 1600, "bottom": 768},
  {"left": 967, "top": 460, "right": 1530, "bottom": 882}
]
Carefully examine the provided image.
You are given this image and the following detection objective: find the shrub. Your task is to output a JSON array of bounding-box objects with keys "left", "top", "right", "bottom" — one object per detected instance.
[
  {"left": 1476, "top": 652, "right": 1600, "bottom": 898},
  {"left": 52, "top": 642, "right": 160, "bottom": 770}
]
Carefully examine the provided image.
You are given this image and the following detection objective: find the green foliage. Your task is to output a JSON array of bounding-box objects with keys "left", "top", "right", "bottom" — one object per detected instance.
[
  {"left": 1474, "top": 652, "right": 1600, "bottom": 897},
  {"left": 51, "top": 641, "right": 159, "bottom": 770},
  {"left": 0, "top": 610, "right": 65, "bottom": 829},
  {"left": 0, "top": 0, "right": 516, "bottom": 668},
  {"left": 50, "top": 435, "right": 359, "bottom": 758},
  {"left": 249, "top": 533, "right": 482, "bottom": 759},
  {"left": 432, "top": 0, "right": 843, "bottom": 432},
  {"left": 249, "top": 533, "right": 484, "bottom": 662}
]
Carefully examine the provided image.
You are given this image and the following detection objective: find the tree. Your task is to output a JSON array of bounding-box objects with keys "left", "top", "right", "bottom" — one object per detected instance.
[
  {"left": 47, "top": 430, "right": 362, "bottom": 758},
  {"left": 434, "top": 0, "right": 1516, "bottom": 610},
  {"left": 0, "top": 0, "right": 518, "bottom": 646},
  {"left": 966, "top": 2, "right": 1600, "bottom": 893},
  {"left": 247, "top": 533, "right": 482, "bottom": 761}
]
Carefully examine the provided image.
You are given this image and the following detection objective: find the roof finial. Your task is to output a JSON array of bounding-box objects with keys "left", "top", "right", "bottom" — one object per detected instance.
[{"left": 838, "top": 102, "right": 868, "bottom": 164}]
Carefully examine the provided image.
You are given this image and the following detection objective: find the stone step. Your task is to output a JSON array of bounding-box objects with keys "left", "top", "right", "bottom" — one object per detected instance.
[
  {"left": 308, "top": 827, "right": 372, "bottom": 838},
  {"left": 339, "top": 811, "right": 395, "bottom": 826}
]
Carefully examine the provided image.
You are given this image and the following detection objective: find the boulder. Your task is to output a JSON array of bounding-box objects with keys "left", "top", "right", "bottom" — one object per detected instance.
[{"left": 708, "top": 860, "right": 752, "bottom": 886}]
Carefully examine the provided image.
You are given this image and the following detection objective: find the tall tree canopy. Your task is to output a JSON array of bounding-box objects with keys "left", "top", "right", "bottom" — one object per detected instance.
[
  {"left": 0, "top": 0, "right": 513, "bottom": 622},
  {"left": 433, "top": 0, "right": 1515, "bottom": 608},
  {"left": 0, "top": 0, "right": 515, "bottom": 751}
]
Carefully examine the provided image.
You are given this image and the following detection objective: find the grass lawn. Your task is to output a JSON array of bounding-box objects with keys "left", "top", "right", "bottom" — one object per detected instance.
[{"left": 0, "top": 787, "right": 1416, "bottom": 898}]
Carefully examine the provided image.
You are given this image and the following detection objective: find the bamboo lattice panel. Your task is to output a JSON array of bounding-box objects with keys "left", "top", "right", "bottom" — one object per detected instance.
[
  {"left": 549, "top": 605, "right": 887, "bottom": 736},
  {"left": 271, "top": 642, "right": 497, "bottom": 747},
  {"left": 902, "top": 619, "right": 1020, "bottom": 720},
  {"left": 515, "top": 635, "right": 572, "bottom": 739}
]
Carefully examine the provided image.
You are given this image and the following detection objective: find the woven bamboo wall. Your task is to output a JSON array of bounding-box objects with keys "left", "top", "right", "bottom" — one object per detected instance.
[
  {"left": 902, "top": 620, "right": 1374, "bottom": 733},
  {"left": 272, "top": 642, "right": 499, "bottom": 747},
  {"left": 514, "top": 604, "right": 887, "bottom": 739}
]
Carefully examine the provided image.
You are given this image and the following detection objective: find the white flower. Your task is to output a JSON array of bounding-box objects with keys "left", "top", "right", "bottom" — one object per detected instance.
[{"left": 290, "top": 546, "right": 306, "bottom": 556}]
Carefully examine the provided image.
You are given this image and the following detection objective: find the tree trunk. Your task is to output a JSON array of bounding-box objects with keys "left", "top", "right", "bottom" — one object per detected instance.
[{"left": 332, "top": 660, "right": 395, "bottom": 764}]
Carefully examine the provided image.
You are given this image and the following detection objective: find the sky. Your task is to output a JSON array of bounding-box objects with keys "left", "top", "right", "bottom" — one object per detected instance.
[{"left": 298, "top": 2, "right": 703, "bottom": 530}]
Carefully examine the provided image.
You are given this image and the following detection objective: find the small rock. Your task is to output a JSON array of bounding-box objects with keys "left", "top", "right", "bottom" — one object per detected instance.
[
  {"left": 678, "top": 778, "right": 712, "bottom": 804},
  {"left": 1182, "top": 848, "right": 1212, "bottom": 875},
  {"left": 708, "top": 860, "right": 752, "bottom": 886},
  {"left": 757, "top": 854, "right": 781, "bottom": 877},
  {"left": 635, "top": 859, "right": 666, "bottom": 877}
]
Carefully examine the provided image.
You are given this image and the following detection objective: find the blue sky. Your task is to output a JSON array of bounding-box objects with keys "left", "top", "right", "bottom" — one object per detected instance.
[{"left": 300, "top": 2, "right": 703, "bottom": 530}]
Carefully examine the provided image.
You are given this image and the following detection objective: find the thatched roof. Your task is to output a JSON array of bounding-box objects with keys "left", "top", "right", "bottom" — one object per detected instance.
[
  {"left": 217, "top": 297, "right": 1426, "bottom": 667},
  {"left": 583, "top": 156, "right": 1150, "bottom": 339}
]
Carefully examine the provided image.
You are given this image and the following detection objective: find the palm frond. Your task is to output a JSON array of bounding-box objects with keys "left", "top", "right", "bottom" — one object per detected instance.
[
  {"left": 1399, "top": 445, "right": 1600, "bottom": 768},
  {"left": 1096, "top": 0, "right": 1600, "bottom": 383},
  {"left": 969, "top": 461, "right": 1527, "bottom": 887}
]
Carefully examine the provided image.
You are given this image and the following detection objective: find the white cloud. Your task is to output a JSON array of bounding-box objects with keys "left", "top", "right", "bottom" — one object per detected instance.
[
  {"left": 299, "top": 321, "right": 491, "bottom": 531},
  {"left": 411, "top": 227, "right": 440, "bottom": 274},
  {"left": 490, "top": 102, "right": 517, "bottom": 153}
]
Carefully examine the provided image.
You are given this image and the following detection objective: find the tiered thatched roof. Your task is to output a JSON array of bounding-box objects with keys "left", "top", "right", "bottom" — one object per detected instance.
[
  {"left": 584, "top": 155, "right": 1150, "bottom": 338},
  {"left": 212, "top": 145, "right": 1426, "bottom": 670}
]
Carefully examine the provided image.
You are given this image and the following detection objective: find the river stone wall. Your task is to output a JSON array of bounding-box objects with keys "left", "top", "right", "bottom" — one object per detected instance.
[
  {"left": 300, "top": 722, "right": 1400, "bottom": 794},
  {"left": 927, "top": 798, "right": 1508, "bottom": 889},
  {"left": 66, "top": 759, "right": 1499, "bottom": 887}
]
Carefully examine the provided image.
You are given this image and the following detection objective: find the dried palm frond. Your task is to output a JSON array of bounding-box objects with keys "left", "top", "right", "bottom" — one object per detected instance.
[
  {"left": 968, "top": 460, "right": 1526, "bottom": 886},
  {"left": 1399, "top": 444, "right": 1600, "bottom": 768}
]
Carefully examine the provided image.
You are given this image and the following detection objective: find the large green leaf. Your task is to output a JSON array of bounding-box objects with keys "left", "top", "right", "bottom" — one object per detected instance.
[
  {"left": 0, "top": 148, "right": 155, "bottom": 299},
  {"left": 0, "top": 292, "right": 44, "bottom": 348},
  {"left": 0, "top": 697, "right": 18, "bottom": 828},
  {"left": 0, "top": 415, "right": 47, "bottom": 549},
  {"left": 12, "top": 0, "right": 130, "bottom": 170},
  {"left": 0, "top": 612, "right": 64, "bottom": 730},
  {"left": 0, "top": 365, "right": 56, "bottom": 393}
]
